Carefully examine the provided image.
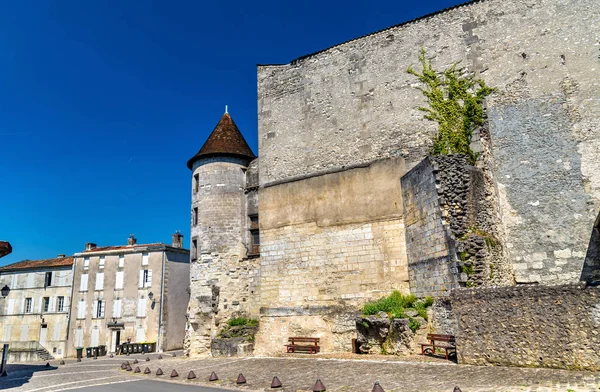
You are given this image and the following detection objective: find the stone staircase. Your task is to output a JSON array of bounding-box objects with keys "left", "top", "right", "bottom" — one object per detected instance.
[{"left": 35, "top": 345, "right": 54, "bottom": 361}]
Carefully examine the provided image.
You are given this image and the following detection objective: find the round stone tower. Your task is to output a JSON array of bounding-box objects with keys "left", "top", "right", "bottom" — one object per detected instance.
[{"left": 185, "top": 111, "right": 256, "bottom": 356}]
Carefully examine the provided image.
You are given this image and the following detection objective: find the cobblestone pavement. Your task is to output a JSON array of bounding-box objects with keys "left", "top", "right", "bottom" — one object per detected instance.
[{"left": 3, "top": 353, "right": 600, "bottom": 392}]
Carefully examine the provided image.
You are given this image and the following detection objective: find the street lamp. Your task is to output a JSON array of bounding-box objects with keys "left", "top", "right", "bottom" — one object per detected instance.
[{"left": 1, "top": 285, "right": 9, "bottom": 297}]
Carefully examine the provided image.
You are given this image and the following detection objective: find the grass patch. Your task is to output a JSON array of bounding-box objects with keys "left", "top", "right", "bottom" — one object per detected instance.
[
  {"left": 227, "top": 317, "right": 258, "bottom": 327},
  {"left": 362, "top": 290, "right": 434, "bottom": 321}
]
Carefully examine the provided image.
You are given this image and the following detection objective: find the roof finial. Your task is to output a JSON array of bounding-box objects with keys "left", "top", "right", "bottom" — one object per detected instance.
[{"left": 225, "top": 105, "right": 228, "bottom": 114}]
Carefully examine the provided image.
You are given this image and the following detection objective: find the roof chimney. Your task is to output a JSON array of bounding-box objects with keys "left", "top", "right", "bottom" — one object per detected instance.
[
  {"left": 85, "top": 243, "right": 97, "bottom": 251},
  {"left": 172, "top": 231, "right": 184, "bottom": 248},
  {"left": 128, "top": 234, "right": 137, "bottom": 246},
  {"left": 57, "top": 254, "right": 66, "bottom": 258}
]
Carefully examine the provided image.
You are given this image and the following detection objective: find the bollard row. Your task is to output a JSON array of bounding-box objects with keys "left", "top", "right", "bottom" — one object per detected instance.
[{"left": 120, "top": 363, "right": 464, "bottom": 392}]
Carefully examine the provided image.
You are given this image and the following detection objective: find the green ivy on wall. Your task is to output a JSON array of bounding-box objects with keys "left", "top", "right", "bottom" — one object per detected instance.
[{"left": 407, "top": 49, "right": 495, "bottom": 163}]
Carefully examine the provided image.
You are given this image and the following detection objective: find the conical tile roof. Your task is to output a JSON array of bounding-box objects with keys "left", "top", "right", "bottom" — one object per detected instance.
[{"left": 187, "top": 113, "right": 256, "bottom": 169}]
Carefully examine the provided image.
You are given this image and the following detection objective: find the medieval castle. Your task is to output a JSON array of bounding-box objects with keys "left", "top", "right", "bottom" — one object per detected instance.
[{"left": 184, "top": 0, "right": 600, "bottom": 368}]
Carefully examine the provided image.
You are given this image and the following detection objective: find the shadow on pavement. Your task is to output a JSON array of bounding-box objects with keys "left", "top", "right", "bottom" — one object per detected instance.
[{"left": 1, "top": 363, "right": 57, "bottom": 389}]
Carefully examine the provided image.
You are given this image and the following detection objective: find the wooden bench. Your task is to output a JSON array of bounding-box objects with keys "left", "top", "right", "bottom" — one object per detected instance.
[
  {"left": 420, "top": 334, "right": 456, "bottom": 360},
  {"left": 285, "top": 337, "right": 320, "bottom": 354}
]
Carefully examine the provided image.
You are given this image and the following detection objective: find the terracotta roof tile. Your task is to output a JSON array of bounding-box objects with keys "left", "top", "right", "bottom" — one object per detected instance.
[
  {"left": 187, "top": 113, "right": 256, "bottom": 169},
  {"left": 0, "top": 256, "right": 74, "bottom": 272}
]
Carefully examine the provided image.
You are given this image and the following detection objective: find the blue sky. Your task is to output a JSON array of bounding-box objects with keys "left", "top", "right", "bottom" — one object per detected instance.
[{"left": 0, "top": 0, "right": 465, "bottom": 265}]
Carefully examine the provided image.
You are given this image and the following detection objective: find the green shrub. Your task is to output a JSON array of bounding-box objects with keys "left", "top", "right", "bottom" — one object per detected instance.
[
  {"left": 407, "top": 48, "right": 495, "bottom": 164},
  {"left": 227, "top": 317, "right": 258, "bottom": 327},
  {"left": 409, "top": 318, "right": 421, "bottom": 333},
  {"left": 362, "top": 290, "right": 433, "bottom": 320}
]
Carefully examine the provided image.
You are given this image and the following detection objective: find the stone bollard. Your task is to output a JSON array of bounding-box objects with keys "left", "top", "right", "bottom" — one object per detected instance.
[
  {"left": 170, "top": 370, "right": 179, "bottom": 378},
  {"left": 59, "top": 360, "right": 65, "bottom": 365},
  {"left": 156, "top": 368, "right": 163, "bottom": 376},
  {"left": 45, "top": 362, "right": 50, "bottom": 368},
  {"left": 271, "top": 376, "right": 282, "bottom": 388},
  {"left": 236, "top": 373, "right": 247, "bottom": 384},
  {"left": 146, "top": 357, "right": 150, "bottom": 361},
  {"left": 313, "top": 379, "right": 326, "bottom": 392},
  {"left": 209, "top": 372, "right": 219, "bottom": 381},
  {"left": 187, "top": 370, "right": 196, "bottom": 380},
  {"left": 133, "top": 359, "right": 138, "bottom": 364},
  {"left": 372, "top": 381, "right": 384, "bottom": 392},
  {"left": 144, "top": 367, "right": 151, "bottom": 374},
  {"left": 134, "top": 367, "right": 141, "bottom": 373},
  {"left": 453, "top": 388, "right": 462, "bottom": 392},
  {"left": 126, "top": 365, "right": 132, "bottom": 371}
]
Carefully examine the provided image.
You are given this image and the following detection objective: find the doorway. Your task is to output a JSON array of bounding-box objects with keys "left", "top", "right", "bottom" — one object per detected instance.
[
  {"left": 39, "top": 324, "right": 48, "bottom": 347},
  {"left": 113, "top": 330, "right": 121, "bottom": 352}
]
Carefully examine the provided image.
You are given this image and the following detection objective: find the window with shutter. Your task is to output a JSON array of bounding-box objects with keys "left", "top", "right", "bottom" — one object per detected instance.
[
  {"left": 3, "top": 325, "right": 11, "bottom": 341},
  {"left": 95, "top": 272, "right": 104, "bottom": 291},
  {"left": 75, "top": 328, "right": 84, "bottom": 347},
  {"left": 145, "top": 269, "right": 152, "bottom": 287},
  {"left": 20, "top": 324, "right": 29, "bottom": 341},
  {"left": 142, "top": 253, "right": 149, "bottom": 266},
  {"left": 77, "top": 300, "right": 86, "bottom": 319},
  {"left": 135, "top": 327, "right": 146, "bottom": 343},
  {"left": 91, "top": 328, "right": 99, "bottom": 346},
  {"left": 80, "top": 274, "right": 88, "bottom": 291},
  {"left": 113, "top": 299, "right": 122, "bottom": 318},
  {"left": 26, "top": 273, "right": 34, "bottom": 288},
  {"left": 7, "top": 299, "right": 14, "bottom": 315},
  {"left": 115, "top": 271, "right": 124, "bottom": 290},
  {"left": 53, "top": 323, "right": 61, "bottom": 341},
  {"left": 83, "top": 258, "right": 89, "bottom": 270},
  {"left": 137, "top": 298, "right": 146, "bottom": 317},
  {"left": 118, "top": 255, "right": 124, "bottom": 268},
  {"left": 99, "top": 256, "right": 105, "bottom": 269},
  {"left": 57, "top": 297, "right": 65, "bottom": 312}
]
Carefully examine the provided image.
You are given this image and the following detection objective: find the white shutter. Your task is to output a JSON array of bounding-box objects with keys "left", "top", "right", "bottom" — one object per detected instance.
[
  {"left": 139, "top": 270, "right": 144, "bottom": 288},
  {"left": 10, "top": 273, "right": 17, "bottom": 288},
  {"left": 115, "top": 271, "right": 124, "bottom": 290},
  {"left": 92, "top": 300, "right": 98, "bottom": 318},
  {"left": 137, "top": 298, "right": 146, "bottom": 317},
  {"left": 75, "top": 329, "right": 83, "bottom": 347},
  {"left": 53, "top": 323, "right": 61, "bottom": 341},
  {"left": 3, "top": 325, "right": 11, "bottom": 341},
  {"left": 135, "top": 327, "right": 145, "bottom": 343},
  {"left": 21, "top": 298, "right": 25, "bottom": 314},
  {"left": 113, "top": 299, "right": 122, "bottom": 318},
  {"left": 26, "top": 273, "right": 34, "bottom": 288},
  {"left": 38, "top": 297, "right": 43, "bottom": 313},
  {"left": 77, "top": 300, "right": 86, "bottom": 319},
  {"left": 100, "top": 300, "right": 105, "bottom": 318},
  {"left": 20, "top": 324, "right": 29, "bottom": 341},
  {"left": 7, "top": 298, "right": 14, "bottom": 315},
  {"left": 64, "top": 296, "right": 70, "bottom": 313},
  {"left": 142, "top": 253, "right": 149, "bottom": 266},
  {"left": 91, "top": 328, "right": 99, "bottom": 346},
  {"left": 95, "top": 273, "right": 104, "bottom": 291},
  {"left": 145, "top": 269, "right": 152, "bottom": 287},
  {"left": 80, "top": 274, "right": 88, "bottom": 291}
]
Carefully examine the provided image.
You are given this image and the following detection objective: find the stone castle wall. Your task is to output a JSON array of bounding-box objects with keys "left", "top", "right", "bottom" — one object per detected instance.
[
  {"left": 401, "top": 157, "right": 459, "bottom": 297},
  {"left": 452, "top": 284, "right": 600, "bottom": 370},
  {"left": 401, "top": 154, "right": 513, "bottom": 297},
  {"left": 257, "top": 0, "right": 600, "bottom": 284},
  {"left": 254, "top": 158, "right": 409, "bottom": 354}
]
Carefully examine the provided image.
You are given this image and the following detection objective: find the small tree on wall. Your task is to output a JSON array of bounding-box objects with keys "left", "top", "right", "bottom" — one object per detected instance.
[{"left": 407, "top": 48, "right": 495, "bottom": 163}]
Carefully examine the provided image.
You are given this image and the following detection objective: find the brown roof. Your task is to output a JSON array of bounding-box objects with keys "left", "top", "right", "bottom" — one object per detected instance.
[
  {"left": 0, "top": 256, "right": 74, "bottom": 272},
  {"left": 0, "top": 241, "right": 12, "bottom": 259},
  {"left": 187, "top": 113, "right": 256, "bottom": 169},
  {"left": 82, "top": 243, "right": 165, "bottom": 253}
]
